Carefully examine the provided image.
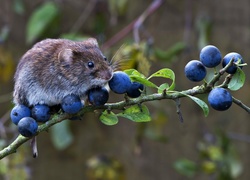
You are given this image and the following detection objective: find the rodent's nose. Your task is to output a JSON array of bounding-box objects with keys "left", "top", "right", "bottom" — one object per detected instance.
[{"left": 104, "top": 70, "right": 113, "bottom": 81}]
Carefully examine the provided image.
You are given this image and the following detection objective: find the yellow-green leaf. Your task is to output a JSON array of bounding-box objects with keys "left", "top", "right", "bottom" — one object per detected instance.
[
  {"left": 158, "top": 83, "right": 169, "bottom": 93},
  {"left": 124, "top": 69, "right": 157, "bottom": 88},
  {"left": 118, "top": 105, "right": 151, "bottom": 122},
  {"left": 100, "top": 110, "right": 119, "bottom": 125},
  {"left": 148, "top": 68, "right": 175, "bottom": 90}
]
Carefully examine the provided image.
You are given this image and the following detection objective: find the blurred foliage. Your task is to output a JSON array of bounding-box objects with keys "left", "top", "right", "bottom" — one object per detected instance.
[
  {"left": 0, "top": 26, "right": 10, "bottom": 43},
  {"left": 111, "top": 41, "right": 153, "bottom": 76},
  {"left": 86, "top": 155, "right": 125, "bottom": 180},
  {"left": 13, "top": 0, "right": 25, "bottom": 15},
  {"left": 0, "top": 142, "right": 30, "bottom": 180},
  {"left": 60, "top": 33, "right": 89, "bottom": 41},
  {"left": 196, "top": 15, "right": 212, "bottom": 50},
  {"left": 108, "top": 0, "right": 128, "bottom": 17},
  {"left": 174, "top": 158, "right": 198, "bottom": 178},
  {"left": 143, "top": 111, "right": 168, "bottom": 142},
  {"left": 50, "top": 120, "right": 74, "bottom": 150},
  {"left": 154, "top": 42, "right": 186, "bottom": 63},
  {"left": 26, "top": 1, "right": 60, "bottom": 44},
  {"left": 0, "top": 47, "right": 15, "bottom": 83},
  {"left": 174, "top": 130, "right": 242, "bottom": 179}
]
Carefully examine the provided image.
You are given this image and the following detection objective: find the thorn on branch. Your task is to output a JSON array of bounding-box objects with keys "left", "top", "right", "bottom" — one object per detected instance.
[
  {"left": 174, "top": 98, "right": 184, "bottom": 123},
  {"left": 31, "top": 136, "right": 38, "bottom": 158}
]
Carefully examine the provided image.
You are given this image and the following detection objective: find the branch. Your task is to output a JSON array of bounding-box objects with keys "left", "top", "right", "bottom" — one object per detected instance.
[
  {"left": 232, "top": 97, "right": 250, "bottom": 113},
  {"left": 0, "top": 57, "right": 249, "bottom": 160},
  {"left": 0, "top": 85, "right": 208, "bottom": 160}
]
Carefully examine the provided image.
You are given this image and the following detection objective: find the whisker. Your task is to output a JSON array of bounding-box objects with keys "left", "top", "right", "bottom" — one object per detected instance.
[{"left": 110, "top": 43, "right": 127, "bottom": 64}]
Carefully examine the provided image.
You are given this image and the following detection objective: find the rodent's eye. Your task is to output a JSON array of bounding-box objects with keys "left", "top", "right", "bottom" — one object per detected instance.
[
  {"left": 88, "top": 61, "right": 95, "bottom": 68},
  {"left": 104, "top": 57, "right": 107, "bottom": 61}
]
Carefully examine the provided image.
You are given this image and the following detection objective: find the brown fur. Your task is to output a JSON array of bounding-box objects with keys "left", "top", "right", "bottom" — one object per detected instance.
[{"left": 13, "top": 38, "right": 113, "bottom": 106}]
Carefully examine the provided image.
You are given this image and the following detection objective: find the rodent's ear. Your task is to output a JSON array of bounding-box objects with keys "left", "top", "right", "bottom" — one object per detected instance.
[
  {"left": 58, "top": 49, "right": 73, "bottom": 64},
  {"left": 86, "top": 38, "right": 99, "bottom": 47}
]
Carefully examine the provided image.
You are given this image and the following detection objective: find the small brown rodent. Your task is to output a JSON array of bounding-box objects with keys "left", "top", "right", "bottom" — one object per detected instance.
[{"left": 13, "top": 38, "right": 113, "bottom": 106}]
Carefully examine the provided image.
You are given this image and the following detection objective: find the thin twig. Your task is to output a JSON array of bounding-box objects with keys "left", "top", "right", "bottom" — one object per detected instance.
[
  {"left": 232, "top": 97, "right": 250, "bottom": 113},
  {"left": 70, "top": 0, "right": 98, "bottom": 33},
  {"left": 102, "top": 0, "right": 164, "bottom": 50},
  {"left": 133, "top": 0, "right": 163, "bottom": 43}
]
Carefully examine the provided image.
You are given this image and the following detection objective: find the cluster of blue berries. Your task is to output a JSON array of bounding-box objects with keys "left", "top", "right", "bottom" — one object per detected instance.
[
  {"left": 10, "top": 71, "right": 143, "bottom": 137},
  {"left": 108, "top": 71, "right": 144, "bottom": 98},
  {"left": 10, "top": 95, "right": 84, "bottom": 137},
  {"left": 184, "top": 45, "right": 244, "bottom": 111}
]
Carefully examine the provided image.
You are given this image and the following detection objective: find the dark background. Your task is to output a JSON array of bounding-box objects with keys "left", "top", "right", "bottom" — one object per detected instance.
[{"left": 1, "top": 0, "right": 250, "bottom": 179}]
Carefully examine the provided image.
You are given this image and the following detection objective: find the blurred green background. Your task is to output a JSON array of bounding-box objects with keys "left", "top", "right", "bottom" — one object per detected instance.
[{"left": 1, "top": 0, "right": 250, "bottom": 179}]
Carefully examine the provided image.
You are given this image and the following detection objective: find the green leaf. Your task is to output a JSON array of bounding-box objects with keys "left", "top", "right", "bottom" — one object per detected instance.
[
  {"left": 118, "top": 105, "right": 151, "bottom": 122},
  {"left": 174, "top": 158, "right": 198, "bottom": 178},
  {"left": 60, "top": 33, "right": 88, "bottom": 41},
  {"left": 108, "top": 0, "right": 128, "bottom": 15},
  {"left": 50, "top": 120, "right": 73, "bottom": 150},
  {"left": 180, "top": 92, "right": 209, "bottom": 117},
  {"left": 158, "top": 83, "right": 169, "bottom": 93},
  {"left": 124, "top": 69, "right": 146, "bottom": 78},
  {"left": 26, "top": 2, "right": 59, "bottom": 44},
  {"left": 148, "top": 68, "right": 175, "bottom": 90},
  {"left": 130, "top": 76, "right": 158, "bottom": 88},
  {"left": 100, "top": 110, "right": 119, "bottom": 125},
  {"left": 14, "top": 0, "right": 25, "bottom": 15},
  {"left": 124, "top": 69, "right": 158, "bottom": 88},
  {"left": 228, "top": 68, "right": 245, "bottom": 91},
  {"left": 229, "top": 158, "right": 243, "bottom": 178}
]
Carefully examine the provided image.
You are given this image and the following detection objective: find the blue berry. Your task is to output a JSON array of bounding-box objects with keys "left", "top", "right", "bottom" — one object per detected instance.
[
  {"left": 10, "top": 105, "right": 31, "bottom": 125},
  {"left": 108, "top": 71, "right": 131, "bottom": 94},
  {"left": 88, "top": 87, "right": 109, "bottom": 106},
  {"left": 208, "top": 88, "right": 232, "bottom": 111},
  {"left": 61, "top": 94, "right": 83, "bottom": 114},
  {"left": 126, "top": 82, "right": 144, "bottom": 98},
  {"left": 200, "top": 45, "right": 222, "bottom": 68},
  {"left": 18, "top": 117, "right": 38, "bottom": 137},
  {"left": 32, "top": 104, "right": 51, "bottom": 122},
  {"left": 222, "top": 52, "right": 244, "bottom": 74},
  {"left": 184, "top": 60, "right": 207, "bottom": 82}
]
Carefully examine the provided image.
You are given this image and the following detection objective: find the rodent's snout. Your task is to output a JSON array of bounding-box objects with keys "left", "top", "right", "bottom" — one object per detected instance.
[
  {"left": 105, "top": 70, "right": 113, "bottom": 81},
  {"left": 101, "top": 67, "right": 113, "bottom": 81}
]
